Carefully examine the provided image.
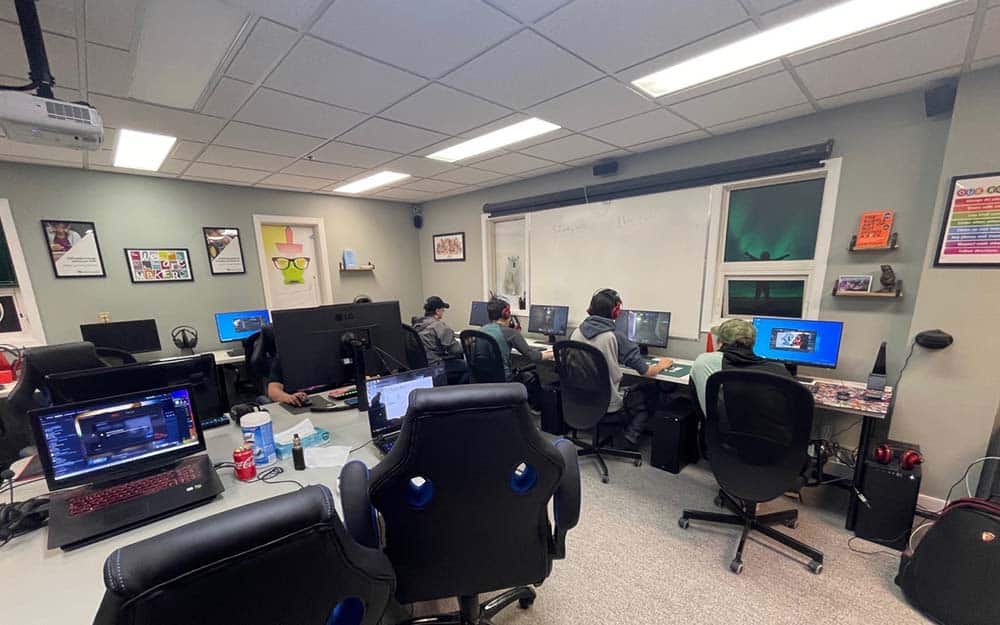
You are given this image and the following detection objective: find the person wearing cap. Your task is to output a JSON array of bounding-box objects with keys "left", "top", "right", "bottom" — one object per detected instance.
[
  {"left": 570, "top": 288, "right": 673, "bottom": 451},
  {"left": 413, "top": 295, "right": 468, "bottom": 384},
  {"left": 481, "top": 297, "right": 551, "bottom": 409},
  {"left": 690, "top": 318, "right": 792, "bottom": 415}
]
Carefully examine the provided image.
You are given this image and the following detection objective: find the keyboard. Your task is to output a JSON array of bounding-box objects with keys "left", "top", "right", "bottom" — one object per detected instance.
[
  {"left": 67, "top": 464, "right": 202, "bottom": 517},
  {"left": 200, "top": 415, "right": 230, "bottom": 430}
]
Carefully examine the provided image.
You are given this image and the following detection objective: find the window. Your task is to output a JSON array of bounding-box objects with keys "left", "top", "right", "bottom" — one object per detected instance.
[
  {"left": 482, "top": 215, "right": 529, "bottom": 312},
  {"left": 702, "top": 159, "right": 840, "bottom": 330},
  {"left": 0, "top": 199, "right": 46, "bottom": 346}
]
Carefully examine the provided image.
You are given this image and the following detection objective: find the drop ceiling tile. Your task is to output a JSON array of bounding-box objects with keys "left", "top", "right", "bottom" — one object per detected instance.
[
  {"left": 707, "top": 102, "right": 814, "bottom": 135},
  {"left": 90, "top": 95, "right": 227, "bottom": 141},
  {"left": 564, "top": 149, "right": 630, "bottom": 168},
  {"left": 311, "top": 0, "right": 519, "bottom": 78},
  {"left": 536, "top": 0, "right": 749, "bottom": 72},
  {"left": 670, "top": 71, "right": 808, "bottom": 127},
  {"left": 520, "top": 162, "right": 573, "bottom": 177},
  {"left": 382, "top": 155, "right": 456, "bottom": 178},
  {"left": 159, "top": 158, "right": 189, "bottom": 175},
  {"left": 433, "top": 167, "right": 507, "bottom": 185},
  {"left": 308, "top": 142, "right": 399, "bottom": 168},
  {"left": 795, "top": 17, "right": 973, "bottom": 100},
  {"left": 282, "top": 160, "right": 364, "bottom": 179},
  {"left": 259, "top": 172, "right": 329, "bottom": 190},
  {"left": 371, "top": 188, "right": 436, "bottom": 202},
  {"left": 223, "top": 0, "right": 326, "bottom": 29},
  {"left": 0, "top": 22, "right": 78, "bottom": 88},
  {"left": 86, "top": 0, "right": 139, "bottom": 49},
  {"left": 628, "top": 129, "right": 710, "bottom": 153},
  {"left": 225, "top": 18, "right": 298, "bottom": 83},
  {"left": 519, "top": 134, "right": 617, "bottom": 162},
  {"left": 87, "top": 43, "right": 133, "bottom": 98},
  {"left": 0, "top": 137, "right": 83, "bottom": 164},
  {"left": 171, "top": 141, "right": 206, "bottom": 160},
  {"left": 236, "top": 88, "right": 367, "bottom": 138},
  {"left": 485, "top": 0, "right": 569, "bottom": 23},
  {"left": 474, "top": 153, "right": 554, "bottom": 175},
  {"left": 266, "top": 37, "right": 426, "bottom": 113},
  {"left": 183, "top": 175, "right": 252, "bottom": 187},
  {"left": 0, "top": 0, "right": 77, "bottom": 37},
  {"left": 214, "top": 121, "right": 323, "bottom": 156},
  {"left": 584, "top": 109, "right": 698, "bottom": 148},
  {"left": 743, "top": 0, "right": 797, "bottom": 12},
  {"left": 975, "top": 8, "right": 1000, "bottom": 61},
  {"left": 526, "top": 78, "right": 658, "bottom": 131},
  {"left": 337, "top": 118, "right": 447, "bottom": 154},
  {"left": 202, "top": 78, "right": 254, "bottom": 118},
  {"left": 184, "top": 162, "right": 268, "bottom": 183},
  {"left": 971, "top": 55, "right": 1000, "bottom": 72},
  {"left": 198, "top": 144, "right": 294, "bottom": 170},
  {"left": 381, "top": 84, "right": 511, "bottom": 135},
  {"left": 442, "top": 30, "right": 603, "bottom": 109},
  {"left": 816, "top": 67, "right": 960, "bottom": 111},
  {"left": 402, "top": 179, "right": 467, "bottom": 193}
]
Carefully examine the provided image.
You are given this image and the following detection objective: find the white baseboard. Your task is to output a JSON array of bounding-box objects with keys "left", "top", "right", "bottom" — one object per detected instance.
[{"left": 918, "top": 494, "right": 946, "bottom": 512}]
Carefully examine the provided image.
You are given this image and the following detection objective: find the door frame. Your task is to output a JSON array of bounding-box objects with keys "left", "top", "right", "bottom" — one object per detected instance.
[{"left": 252, "top": 214, "right": 333, "bottom": 310}]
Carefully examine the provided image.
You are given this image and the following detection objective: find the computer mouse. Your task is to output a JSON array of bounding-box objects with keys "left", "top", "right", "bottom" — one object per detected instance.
[
  {"left": 836, "top": 390, "right": 852, "bottom": 401},
  {"left": 298, "top": 397, "right": 313, "bottom": 407}
]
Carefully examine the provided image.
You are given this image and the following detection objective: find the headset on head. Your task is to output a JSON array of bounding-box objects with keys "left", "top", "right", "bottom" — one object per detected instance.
[{"left": 588, "top": 288, "right": 622, "bottom": 320}]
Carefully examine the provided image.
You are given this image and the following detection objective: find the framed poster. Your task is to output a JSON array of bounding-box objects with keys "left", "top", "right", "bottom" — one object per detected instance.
[
  {"left": 203, "top": 227, "right": 246, "bottom": 275},
  {"left": 836, "top": 274, "right": 872, "bottom": 293},
  {"left": 853, "top": 210, "right": 895, "bottom": 249},
  {"left": 433, "top": 231, "right": 465, "bottom": 262},
  {"left": 934, "top": 171, "right": 1000, "bottom": 267},
  {"left": 41, "top": 219, "right": 106, "bottom": 277},
  {"left": 125, "top": 248, "right": 194, "bottom": 283}
]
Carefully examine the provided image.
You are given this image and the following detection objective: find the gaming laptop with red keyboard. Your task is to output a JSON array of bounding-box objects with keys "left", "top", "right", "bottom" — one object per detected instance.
[{"left": 29, "top": 385, "right": 223, "bottom": 550}]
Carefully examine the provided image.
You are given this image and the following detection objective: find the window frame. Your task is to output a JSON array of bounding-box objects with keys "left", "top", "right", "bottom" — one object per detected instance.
[
  {"left": 0, "top": 199, "right": 47, "bottom": 346},
  {"left": 480, "top": 212, "right": 530, "bottom": 316}
]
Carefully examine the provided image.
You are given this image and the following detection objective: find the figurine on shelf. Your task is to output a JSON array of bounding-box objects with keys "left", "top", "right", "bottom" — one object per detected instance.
[{"left": 878, "top": 264, "right": 897, "bottom": 293}]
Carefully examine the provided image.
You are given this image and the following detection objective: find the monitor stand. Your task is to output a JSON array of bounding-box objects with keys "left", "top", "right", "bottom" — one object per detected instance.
[
  {"left": 785, "top": 363, "right": 814, "bottom": 382},
  {"left": 547, "top": 334, "right": 558, "bottom": 345},
  {"left": 638, "top": 345, "right": 650, "bottom": 356},
  {"left": 226, "top": 345, "right": 245, "bottom": 357}
]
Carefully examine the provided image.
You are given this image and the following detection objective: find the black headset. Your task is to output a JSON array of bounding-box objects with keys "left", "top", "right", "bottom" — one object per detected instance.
[{"left": 171, "top": 325, "right": 199, "bottom": 351}]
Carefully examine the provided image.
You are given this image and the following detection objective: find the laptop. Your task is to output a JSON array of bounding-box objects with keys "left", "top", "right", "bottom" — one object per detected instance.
[
  {"left": 364, "top": 365, "right": 446, "bottom": 455},
  {"left": 29, "top": 385, "right": 224, "bottom": 550}
]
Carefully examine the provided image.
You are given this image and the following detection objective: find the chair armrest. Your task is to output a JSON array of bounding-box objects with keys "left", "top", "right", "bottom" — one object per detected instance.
[
  {"left": 339, "top": 460, "right": 379, "bottom": 549},
  {"left": 514, "top": 364, "right": 537, "bottom": 374},
  {"left": 551, "top": 438, "right": 580, "bottom": 559}
]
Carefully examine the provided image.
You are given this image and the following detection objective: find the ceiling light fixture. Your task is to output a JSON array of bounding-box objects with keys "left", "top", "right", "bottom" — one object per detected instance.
[
  {"left": 334, "top": 171, "right": 411, "bottom": 194},
  {"left": 113, "top": 129, "right": 177, "bottom": 171},
  {"left": 426, "top": 117, "right": 561, "bottom": 162},
  {"left": 632, "top": 0, "right": 956, "bottom": 98}
]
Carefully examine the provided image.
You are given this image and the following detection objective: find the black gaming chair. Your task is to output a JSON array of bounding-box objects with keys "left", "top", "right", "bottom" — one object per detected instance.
[
  {"left": 679, "top": 369, "right": 824, "bottom": 575},
  {"left": 93, "top": 486, "right": 395, "bottom": 625},
  {"left": 401, "top": 323, "right": 428, "bottom": 370},
  {"left": 247, "top": 324, "right": 276, "bottom": 400},
  {"left": 554, "top": 340, "right": 642, "bottom": 483},
  {"left": 340, "top": 384, "right": 581, "bottom": 625},
  {"left": 458, "top": 329, "right": 506, "bottom": 383},
  {"left": 5, "top": 342, "right": 106, "bottom": 458}
]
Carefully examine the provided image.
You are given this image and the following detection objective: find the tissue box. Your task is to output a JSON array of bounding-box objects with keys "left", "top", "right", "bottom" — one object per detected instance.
[{"left": 275, "top": 427, "right": 332, "bottom": 460}]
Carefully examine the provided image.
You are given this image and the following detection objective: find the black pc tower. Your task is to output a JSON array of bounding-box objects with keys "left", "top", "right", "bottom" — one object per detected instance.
[{"left": 854, "top": 441, "right": 922, "bottom": 550}]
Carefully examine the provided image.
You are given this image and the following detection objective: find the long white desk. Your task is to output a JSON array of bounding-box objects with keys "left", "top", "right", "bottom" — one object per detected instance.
[
  {"left": 2, "top": 398, "right": 378, "bottom": 624},
  {"left": 202, "top": 348, "right": 244, "bottom": 366}
]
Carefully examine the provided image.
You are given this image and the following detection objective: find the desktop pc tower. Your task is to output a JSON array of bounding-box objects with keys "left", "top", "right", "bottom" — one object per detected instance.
[{"left": 853, "top": 441, "right": 922, "bottom": 551}]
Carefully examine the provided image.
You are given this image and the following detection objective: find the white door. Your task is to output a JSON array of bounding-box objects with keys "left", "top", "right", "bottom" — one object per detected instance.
[{"left": 253, "top": 215, "right": 333, "bottom": 310}]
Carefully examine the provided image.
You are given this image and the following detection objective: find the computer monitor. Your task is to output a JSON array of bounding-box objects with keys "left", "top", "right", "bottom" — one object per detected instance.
[
  {"left": 29, "top": 385, "right": 204, "bottom": 491},
  {"left": 214, "top": 309, "right": 270, "bottom": 343},
  {"left": 80, "top": 319, "right": 161, "bottom": 353},
  {"left": 271, "top": 301, "right": 407, "bottom": 393},
  {"left": 46, "top": 354, "right": 226, "bottom": 429},
  {"left": 469, "top": 301, "right": 488, "bottom": 327},
  {"left": 528, "top": 304, "right": 569, "bottom": 344},
  {"left": 363, "top": 365, "right": 446, "bottom": 437},
  {"left": 615, "top": 309, "right": 671, "bottom": 355},
  {"left": 751, "top": 317, "right": 845, "bottom": 373}
]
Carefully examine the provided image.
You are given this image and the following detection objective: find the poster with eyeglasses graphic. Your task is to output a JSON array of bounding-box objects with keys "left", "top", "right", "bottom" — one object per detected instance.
[
  {"left": 125, "top": 248, "right": 193, "bottom": 283},
  {"left": 259, "top": 225, "right": 319, "bottom": 309}
]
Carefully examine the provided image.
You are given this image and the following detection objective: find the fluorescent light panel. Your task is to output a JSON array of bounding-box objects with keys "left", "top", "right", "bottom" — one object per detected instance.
[
  {"left": 426, "top": 118, "right": 560, "bottom": 163},
  {"left": 334, "top": 171, "right": 411, "bottom": 194},
  {"left": 632, "top": 0, "right": 957, "bottom": 98},
  {"left": 113, "top": 129, "right": 177, "bottom": 171}
]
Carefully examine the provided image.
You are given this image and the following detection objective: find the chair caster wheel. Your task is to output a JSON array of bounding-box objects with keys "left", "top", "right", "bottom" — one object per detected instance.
[
  {"left": 634, "top": 458, "right": 643, "bottom": 467},
  {"left": 785, "top": 519, "right": 799, "bottom": 529},
  {"left": 518, "top": 597, "right": 535, "bottom": 609},
  {"left": 714, "top": 495, "right": 724, "bottom": 508},
  {"left": 678, "top": 518, "right": 690, "bottom": 529},
  {"left": 730, "top": 560, "right": 744, "bottom": 575},
  {"left": 601, "top": 475, "right": 609, "bottom": 484},
  {"left": 808, "top": 561, "right": 823, "bottom": 575}
]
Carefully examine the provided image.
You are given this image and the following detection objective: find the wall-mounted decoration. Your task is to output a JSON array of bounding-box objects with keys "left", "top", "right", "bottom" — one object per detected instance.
[
  {"left": 851, "top": 210, "right": 896, "bottom": 250},
  {"left": 125, "top": 248, "right": 193, "bottom": 283},
  {"left": 41, "top": 219, "right": 106, "bottom": 278},
  {"left": 258, "top": 223, "right": 322, "bottom": 309},
  {"left": 203, "top": 227, "right": 246, "bottom": 275},
  {"left": 836, "top": 274, "right": 872, "bottom": 293},
  {"left": 934, "top": 171, "right": 1000, "bottom": 267},
  {"left": 433, "top": 231, "right": 466, "bottom": 262}
]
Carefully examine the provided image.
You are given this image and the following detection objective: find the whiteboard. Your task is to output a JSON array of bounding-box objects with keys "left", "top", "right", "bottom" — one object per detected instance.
[{"left": 528, "top": 187, "right": 712, "bottom": 339}]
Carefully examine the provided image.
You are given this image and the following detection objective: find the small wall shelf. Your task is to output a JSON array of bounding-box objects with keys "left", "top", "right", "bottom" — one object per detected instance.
[
  {"left": 339, "top": 262, "right": 375, "bottom": 272},
  {"left": 832, "top": 279, "right": 902, "bottom": 298},
  {"left": 849, "top": 232, "right": 898, "bottom": 252}
]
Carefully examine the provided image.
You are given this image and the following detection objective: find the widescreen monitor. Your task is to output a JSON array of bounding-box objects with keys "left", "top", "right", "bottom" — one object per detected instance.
[
  {"left": 616, "top": 309, "right": 671, "bottom": 354},
  {"left": 215, "top": 309, "right": 270, "bottom": 343},
  {"left": 751, "top": 317, "right": 844, "bottom": 370},
  {"left": 469, "top": 301, "right": 488, "bottom": 327},
  {"left": 80, "top": 319, "right": 161, "bottom": 353},
  {"left": 527, "top": 304, "right": 569, "bottom": 343}
]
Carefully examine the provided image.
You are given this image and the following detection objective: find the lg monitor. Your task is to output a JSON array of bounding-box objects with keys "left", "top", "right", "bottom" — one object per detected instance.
[
  {"left": 616, "top": 309, "right": 671, "bottom": 355},
  {"left": 469, "top": 301, "right": 488, "bottom": 327},
  {"left": 215, "top": 309, "right": 270, "bottom": 343},
  {"left": 80, "top": 319, "right": 160, "bottom": 353},
  {"left": 751, "top": 317, "right": 845, "bottom": 374},
  {"left": 528, "top": 304, "right": 569, "bottom": 344}
]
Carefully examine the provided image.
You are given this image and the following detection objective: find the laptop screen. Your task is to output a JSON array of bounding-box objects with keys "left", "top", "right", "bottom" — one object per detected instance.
[
  {"left": 31, "top": 386, "right": 203, "bottom": 489},
  {"left": 365, "top": 365, "right": 445, "bottom": 438}
]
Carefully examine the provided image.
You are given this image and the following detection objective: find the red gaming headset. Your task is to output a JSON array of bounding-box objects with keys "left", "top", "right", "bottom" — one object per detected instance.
[{"left": 873, "top": 443, "right": 923, "bottom": 470}]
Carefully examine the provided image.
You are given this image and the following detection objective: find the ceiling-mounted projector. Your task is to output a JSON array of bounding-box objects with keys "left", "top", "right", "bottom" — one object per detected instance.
[{"left": 0, "top": 91, "right": 104, "bottom": 151}]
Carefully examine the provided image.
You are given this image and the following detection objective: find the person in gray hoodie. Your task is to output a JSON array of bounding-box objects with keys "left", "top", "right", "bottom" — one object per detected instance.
[
  {"left": 570, "top": 288, "right": 673, "bottom": 450},
  {"left": 413, "top": 295, "right": 469, "bottom": 385}
]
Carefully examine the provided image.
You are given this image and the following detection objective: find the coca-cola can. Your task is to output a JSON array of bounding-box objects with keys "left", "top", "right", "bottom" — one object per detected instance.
[{"left": 233, "top": 446, "right": 256, "bottom": 481}]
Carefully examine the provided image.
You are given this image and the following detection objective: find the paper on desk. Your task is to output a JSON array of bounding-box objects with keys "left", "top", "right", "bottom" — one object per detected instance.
[
  {"left": 304, "top": 445, "right": 351, "bottom": 469},
  {"left": 274, "top": 418, "right": 316, "bottom": 446}
]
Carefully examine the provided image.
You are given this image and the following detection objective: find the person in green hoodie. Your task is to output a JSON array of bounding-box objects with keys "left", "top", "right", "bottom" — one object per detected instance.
[{"left": 481, "top": 297, "right": 552, "bottom": 409}]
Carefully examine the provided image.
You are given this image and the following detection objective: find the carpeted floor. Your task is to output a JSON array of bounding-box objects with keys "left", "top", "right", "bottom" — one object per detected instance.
[{"left": 395, "top": 447, "right": 928, "bottom": 625}]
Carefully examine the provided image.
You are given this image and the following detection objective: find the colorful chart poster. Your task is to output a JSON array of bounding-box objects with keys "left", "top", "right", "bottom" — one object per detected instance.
[
  {"left": 125, "top": 248, "right": 194, "bottom": 283},
  {"left": 935, "top": 173, "right": 1000, "bottom": 266},
  {"left": 854, "top": 210, "right": 894, "bottom": 249}
]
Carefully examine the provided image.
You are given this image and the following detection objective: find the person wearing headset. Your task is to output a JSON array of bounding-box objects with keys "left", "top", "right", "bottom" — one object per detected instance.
[
  {"left": 481, "top": 297, "right": 552, "bottom": 410},
  {"left": 570, "top": 288, "right": 673, "bottom": 451}
]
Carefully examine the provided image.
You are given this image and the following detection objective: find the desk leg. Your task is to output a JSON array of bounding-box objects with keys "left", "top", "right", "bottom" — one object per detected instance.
[{"left": 846, "top": 415, "right": 876, "bottom": 531}]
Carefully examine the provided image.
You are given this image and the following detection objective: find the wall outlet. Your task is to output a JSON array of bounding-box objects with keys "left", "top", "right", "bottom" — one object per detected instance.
[{"left": 98, "top": 312, "right": 111, "bottom": 323}]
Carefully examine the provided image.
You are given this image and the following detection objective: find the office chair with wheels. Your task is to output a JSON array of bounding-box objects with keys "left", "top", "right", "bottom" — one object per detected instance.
[
  {"left": 679, "top": 369, "right": 823, "bottom": 575},
  {"left": 401, "top": 323, "right": 428, "bottom": 370},
  {"left": 554, "top": 340, "right": 642, "bottom": 483},
  {"left": 459, "top": 329, "right": 506, "bottom": 383},
  {"left": 340, "top": 384, "right": 580, "bottom": 625},
  {"left": 93, "top": 485, "right": 395, "bottom": 625}
]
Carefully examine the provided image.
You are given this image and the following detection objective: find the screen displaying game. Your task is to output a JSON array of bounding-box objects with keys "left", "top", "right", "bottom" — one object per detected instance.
[{"left": 751, "top": 317, "right": 844, "bottom": 369}]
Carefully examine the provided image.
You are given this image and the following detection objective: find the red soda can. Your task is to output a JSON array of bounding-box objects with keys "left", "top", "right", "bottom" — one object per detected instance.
[{"left": 233, "top": 446, "right": 256, "bottom": 481}]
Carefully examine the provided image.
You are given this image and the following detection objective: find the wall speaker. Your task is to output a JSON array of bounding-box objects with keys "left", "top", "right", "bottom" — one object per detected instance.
[
  {"left": 412, "top": 205, "right": 423, "bottom": 229},
  {"left": 592, "top": 160, "right": 619, "bottom": 177},
  {"left": 924, "top": 82, "right": 957, "bottom": 118}
]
